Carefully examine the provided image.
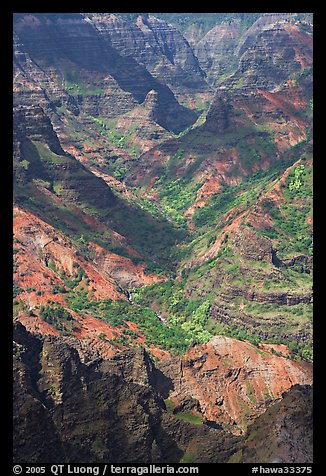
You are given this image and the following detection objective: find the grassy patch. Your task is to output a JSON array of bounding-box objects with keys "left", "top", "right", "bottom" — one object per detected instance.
[
  {"left": 246, "top": 383, "right": 256, "bottom": 405},
  {"left": 164, "top": 399, "right": 175, "bottom": 413},
  {"left": 174, "top": 410, "right": 203, "bottom": 425},
  {"left": 179, "top": 452, "right": 196, "bottom": 463}
]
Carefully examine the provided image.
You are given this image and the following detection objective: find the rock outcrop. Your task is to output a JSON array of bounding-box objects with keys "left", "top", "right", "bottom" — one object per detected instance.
[
  {"left": 12, "top": 13, "right": 313, "bottom": 465},
  {"left": 13, "top": 104, "right": 117, "bottom": 211},
  {"left": 89, "top": 14, "right": 209, "bottom": 96},
  {"left": 13, "top": 323, "right": 313, "bottom": 463},
  {"left": 13, "top": 105, "right": 64, "bottom": 157},
  {"left": 157, "top": 336, "right": 312, "bottom": 434},
  {"left": 13, "top": 323, "right": 241, "bottom": 463},
  {"left": 13, "top": 13, "right": 198, "bottom": 134},
  {"left": 194, "top": 13, "right": 309, "bottom": 88},
  {"left": 195, "top": 20, "right": 242, "bottom": 85},
  {"left": 239, "top": 384, "right": 313, "bottom": 463},
  {"left": 222, "top": 22, "right": 313, "bottom": 92},
  {"left": 235, "top": 13, "right": 302, "bottom": 57}
]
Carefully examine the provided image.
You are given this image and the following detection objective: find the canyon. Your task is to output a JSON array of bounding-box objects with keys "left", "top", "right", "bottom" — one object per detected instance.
[
  {"left": 13, "top": 12, "right": 313, "bottom": 464},
  {"left": 14, "top": 322, "right": 312, "bottom": 463}
]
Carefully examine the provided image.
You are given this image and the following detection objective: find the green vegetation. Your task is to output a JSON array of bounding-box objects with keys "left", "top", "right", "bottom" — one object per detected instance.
[
  {"left": 179, "top": 452, "right": 196, "bottom": 464},
  {"left": 246, "top": 383, "right": 256, "bottom": 405},
  {"left": 13, "top": 299, "right": 27, "bottom": 317},
  {"left": 14, "top": 139, "right": 187, "bottom": 275},
  {"left": 13, "top": 281, "right": 23, "bottom": 297},
  {"left": 13, "top": 47, "right": 313, "bottom": 365},
  {"left": 61, "top": 264, "right": 88, "bottom": 290},
  {"left": 174, "top": 410, "right": 203, "bottom": 425},
  {"left": 20, "top": 160, "right": 30, "bottom": 170},
  {"left": 236, "top": 134, "right": 276, "bottom": 169},
  {"left": 288, "top": 164, "right": 306, "bottom": 192},
  {"left": 164, "top": 399, "right": 175, "bottom": 412},
  {"left": 144, "top": 149, "right": 202, "bottom": 227},
  {"left": 244, "top": 301, "right": 312, "bottom": 321},
  {"left": 40, "top": 303, "right": 74, "bottom": 335},
  {"left": 90, "top": 116, "right": 141, "bottom": 158},
  {"left": 192, "top": 155, "right": 294, "bottom": 233},
  {"left": 64, "top": 291, "right": 190, "bottom": 354},
  {"left": 58, "top": 59, "right": 104, "bottom": 96},
  {"left": 258, "top": 163, "right": 312, "bottom": 257},
  {"left": 156, "top": 177, "right": 201, "bottom": 227}
]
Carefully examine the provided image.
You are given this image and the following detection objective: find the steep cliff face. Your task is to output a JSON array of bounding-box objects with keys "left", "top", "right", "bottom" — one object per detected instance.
[
  {"left": 13, "top": 204, "right": 169, "bottom": 360},
  {"left": 157, "top": 336, "right": 312, "bottom": 434},
  {"left": 195, "top": 20, "right": 242, "bottom": 86},
  {"left": 13, "top": 101, "right": 186, "bottom": 257},
  {"left": 13, "top": 14, "right": 313, "bottom": 464},
  {"left": 223, "top": 22, "right": 313, "bottom": 92},
  {"left": 13, "top": 323, "right": 242, "bottom": 463},
  {"left": 239, "top": 384, "right": 313, "bottom": 463},
  {"left": 13, "top": 104, "right": 117, "bottom": 210},
  {"left": 127, "top": 75, "right": 311, "bottom": 193},
  {"left": 183, "top": 147, "right": 312, "bottom": 355},
  {"left": 13, "top": 105, "right": 64, "bottom": 156},
  {"left": 13, "top": 104, "right": 185, "bottom": 359},
  {"left": 13, "top": 322, "right": 163, "bottom": 463},
  {"left": 193, "top": 14, "right": 309, "bottom": 88},
  {"left": 13, "top": 13, "right": 197, "bottom": 135},
  {"left": 121, "top": 29, "right": 313, "bottom": 363},
  {"left": 13, "top": 323, "right": 312, "bottom": 463},
  {"left": 88, "top": 14, "right": 209, "bottom": 97}
]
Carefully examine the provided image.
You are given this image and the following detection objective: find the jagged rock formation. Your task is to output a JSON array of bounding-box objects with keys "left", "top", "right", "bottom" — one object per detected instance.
[
  {"left": 222, "top": 22, "right": 313, "bottom": 92},
  {"left": 235, "top": 13, "right": 301, "bottom": 57},
  {"left": 13, "top": 323, "right": 241, "bottom": 463},
  {"left": 88, "top": 14, "right": 209, "bottom": 97},
  {"left": 13, "top": 323, "right": 313, "bottom": 463},
  {"left": 12, "top": 13, "right": 313, "bottom": 465},
  {"left": 157, "top": 336, "right": 312, "bottom": 434},
  {"left": 13, "top": 105, "right": 64, "bottom": 156},
  {"left": 239, "top": 384, "right": 313, "bottom": 463},
  {"left": 193, "top": 13, "right": 309, "bottom": 88},
  {"left": 127, "top": 74, "right": 311, "bottom": 188},
  {"left": 12, "top": 104, "right": 182, "bottom": 358},
  {"left": 13, "top": 13, "right": 198, "bottom": 135},
  {"left": 13, "top": 104, "right": 117, "bottom": 210}
]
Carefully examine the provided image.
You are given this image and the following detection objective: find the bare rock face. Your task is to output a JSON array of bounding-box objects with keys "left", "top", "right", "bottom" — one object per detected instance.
[
  {"left": 233, "top": 225, "right": 273, "bottom": 262},
  {"left": 13, "top": 322, "right": 167, "bottom": 463},
  {"left": 13, "top": 13, "right": 198, "bottom": 134},
  {"left": 13, "top": 323, "right": 313, "bottom": 463},
  {"left": 13, "top": 326, "right": 67, "bottom": 463},
  {"left": 13, "top": 323, "right": 241, "bottom": 463},
  {"left": 13, "top": 105, "right": 64, "bottom": 156},
  {"left": 13, "top": 104, "right": 116, "bottom": 210},
  {"left": 202, "top": 93, "right": 232, "bottom": 133},
  {"left": 235, "top": 13, "right": 299, "bottom": 56},
  {"left": 193, "top": 14, "right": 301, "bottom": 87},
  {"left": 157, "top": 336, "right": 312, "bottom": 434},
  {"left": 239, "top": 384, "right": 313, "bottom": 463},
  {"left": 195, "top": 20, "right": 242, "bottom": 86},
  {"left": 12, "top": 12, "right": 314, "bottom": 466},
  {"left": 89, "top": 14, "right": 208, "bottom": 95},
  {"left": 222, "top": 22, "right": 313, "bottom": 92}
]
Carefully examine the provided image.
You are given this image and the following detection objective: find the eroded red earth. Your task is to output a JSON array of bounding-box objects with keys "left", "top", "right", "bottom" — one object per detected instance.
[
  {"left": 13, "top": 206, "right": 168, "bottom": 360},
  {"left": 160, "top": 336, "right": 312, "bottom": 433}
]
